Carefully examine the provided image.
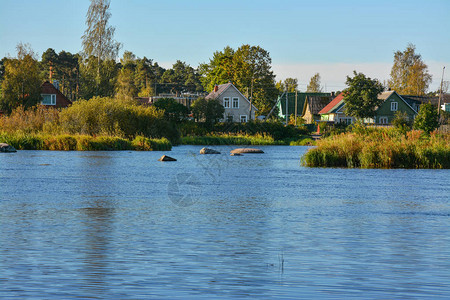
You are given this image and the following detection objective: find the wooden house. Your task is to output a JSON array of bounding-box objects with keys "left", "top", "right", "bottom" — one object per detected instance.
[
  {"left": 40, "top": 81, "right": 72, "bottom": 108},
  {"left": 205, "top": 83, "right": 257, "bottom": 122}
]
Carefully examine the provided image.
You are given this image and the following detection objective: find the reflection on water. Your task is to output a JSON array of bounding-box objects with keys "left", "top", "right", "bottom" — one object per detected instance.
[{"left": 0, "top": 147, "right": 449, "bottom": 299}]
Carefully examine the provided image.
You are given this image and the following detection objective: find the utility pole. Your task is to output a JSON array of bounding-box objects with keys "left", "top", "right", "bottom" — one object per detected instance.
[
  {"left": 294, "top": 89, "right": 298, "bottom": 126},
  {"left": 285, "top": 84, "right": 289, "bottom": 126},
  {"left": 438, "top": 66, "right": 445, "bottom": 118}
]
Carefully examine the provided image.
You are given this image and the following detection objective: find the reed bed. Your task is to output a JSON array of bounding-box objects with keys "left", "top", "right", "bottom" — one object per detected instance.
[
  {"left": 181, "top": 133, "right": 284, "bottom": 145},
  {"left": 0, "top": 132, "right": 172, "bottom": 151},
  {"left": 302, "top": 129, "right": 450, "bottom": 169}
]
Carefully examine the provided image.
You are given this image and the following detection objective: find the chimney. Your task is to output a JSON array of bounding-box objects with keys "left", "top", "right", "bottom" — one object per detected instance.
[{"left": 214, "top": 85, "right": 219, "bottom": 92}]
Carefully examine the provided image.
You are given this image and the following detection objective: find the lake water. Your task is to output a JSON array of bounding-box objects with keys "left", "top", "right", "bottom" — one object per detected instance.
[{"left": 1, "top": 145, "right": 449, "bottom": 299}]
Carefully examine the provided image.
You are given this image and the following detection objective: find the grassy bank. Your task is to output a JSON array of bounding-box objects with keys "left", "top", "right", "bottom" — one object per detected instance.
[
  {"left": 302, "top": 129, "right": 450, "bottom": 169},
  {"left": 181, "top": 133, "right": 315, "bottom": 146},
  {"left": 0, "top": 132, "right": 171, "bottom": 151}
]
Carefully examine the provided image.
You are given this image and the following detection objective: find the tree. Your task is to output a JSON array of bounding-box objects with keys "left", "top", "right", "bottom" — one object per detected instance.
[
  {"left": 200, "top": 45, "right": 278, "bottom": 116},
  {"left": 160, "top": 60, "right": 203, "bottom": 95},
  {"left": 343, "top": 71, "right": 384, "bottom": 120},
  {"left": 413, "top": 103, "right": 439, "bottom": 134},
  {"left": 307, "top": 73, "right": 322, "bottom": 92},
  {"left": 115, "top": 51, "right": 138, "bottom": 99},
  {"left": 0, "top": 43, "right": 42, "bottom": 113},
  {"left": 199, "top": 46, "right": 235, "bottom": 92},
  {"left": 191, "top": 97, "right": 224, "bottom": 124},
  {"left": 276, "top": 78, "right": 298, "bottom": 93},
  {"left": 232, "top": 45, "right": 278, "bottom": 116},
  {"left": 81, "top": 0, "right": 121, "bottom": 95},
  {"left": 388, "top": 44, "right": 432, "bottom": 96},
  {"left": 153, "top": 98, "right": 188, "bottom": 122},
  {"left": 81, "top": 0, "right": 121, "bottom": 61}
]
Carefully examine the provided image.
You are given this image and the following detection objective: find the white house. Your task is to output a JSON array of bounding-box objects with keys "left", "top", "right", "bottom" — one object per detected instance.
[{"left": 205, "top": 83, "right": 257, "bottom": 122}]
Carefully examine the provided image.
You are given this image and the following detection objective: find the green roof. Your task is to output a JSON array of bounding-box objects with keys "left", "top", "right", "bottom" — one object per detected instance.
[{"left": 277, "top": 92, "right": 331, "bottom": 117}]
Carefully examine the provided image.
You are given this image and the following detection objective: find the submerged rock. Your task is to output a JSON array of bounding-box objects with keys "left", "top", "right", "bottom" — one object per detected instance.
[
  {"left": 0, "top": 143, "right": 17, "bottom": 153},
  {"left": 230, "top": 148, "right": 264, "bottom": 154},
  {"left": 230, "top": 153, "right": 242, "bottom": 156},
  {"left": 200, "top": 147, "right": 221, "bottom": 154},
  {"left": 158, "top": 155, "right": 177, "bottom": 161}
]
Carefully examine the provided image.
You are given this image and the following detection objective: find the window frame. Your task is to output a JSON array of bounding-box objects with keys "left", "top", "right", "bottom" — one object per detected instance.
[
  {"left": 223, "top": 97, "right": 230, "bottom": 108},
  {"left": 41, "top": 94, "right": 56, "bottom": 106},
  {"left": 232, "top": 97, "right": 239, "bottom": 108},
  {"left": 240, "top": 115, "right": 248, "bottom": 123},
  {"left": 391, "top": 102, "right": 398, "bottom": 111},
  {"left": 379, "top": 116, "right": 388, "bottom": 124}
]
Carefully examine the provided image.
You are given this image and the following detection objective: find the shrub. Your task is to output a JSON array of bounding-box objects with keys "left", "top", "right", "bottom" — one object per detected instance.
[{"left": 59, "top": 97, "right": 180, "bottom": 144}]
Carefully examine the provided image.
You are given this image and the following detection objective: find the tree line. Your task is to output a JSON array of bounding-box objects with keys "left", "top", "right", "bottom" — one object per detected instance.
[{"left": 0, "top": 0, "right": 437, "bottom": 117}]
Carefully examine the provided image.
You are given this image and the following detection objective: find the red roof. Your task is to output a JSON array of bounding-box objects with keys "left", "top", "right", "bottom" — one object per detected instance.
[{"left": 318, "top": 93, "right": 344, "bottom": 114}]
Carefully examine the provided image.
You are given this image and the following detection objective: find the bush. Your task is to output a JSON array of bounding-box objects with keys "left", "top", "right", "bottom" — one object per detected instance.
[{"left": 59, "top": 97, "right": 180, "bottom": 144}]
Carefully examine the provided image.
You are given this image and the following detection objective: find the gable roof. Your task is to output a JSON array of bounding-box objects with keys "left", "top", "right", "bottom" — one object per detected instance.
[
  {"left": 41, "top": 81, "right": 72, "bottom": 108},
  {"left": 303, "top": 95, "right": 332, "bottom": 115},
  {"left": 205, "top": 83, "right": 258, "bottom": 110},
  {"left": 378, "top": 90, "right": 416, "bottom": 113},
  {"left": 319, "top": 93, "right": 344, "bottom": 114}
]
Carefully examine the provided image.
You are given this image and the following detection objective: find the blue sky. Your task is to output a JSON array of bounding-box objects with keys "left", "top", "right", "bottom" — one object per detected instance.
[{"left": 0, "top": 0, "right": 449, "bottom": 91}]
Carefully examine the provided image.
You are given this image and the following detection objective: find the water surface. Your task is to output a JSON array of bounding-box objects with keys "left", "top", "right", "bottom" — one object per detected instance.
[{"left": 1, "top": 146, "right": 449, "bottom": 299}]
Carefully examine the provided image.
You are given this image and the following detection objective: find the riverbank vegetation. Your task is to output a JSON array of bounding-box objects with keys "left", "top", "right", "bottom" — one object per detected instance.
[
  {"left": 0, "top": 99, "right": 175, "bottom": 151},
  {"left": 302, "top": 126, "right": 450, "bottom": 169}
]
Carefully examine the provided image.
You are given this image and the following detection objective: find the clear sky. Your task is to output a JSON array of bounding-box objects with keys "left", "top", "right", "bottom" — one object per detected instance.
[{"left": 1, "top": 0, "right": 449, "bottom": 91}]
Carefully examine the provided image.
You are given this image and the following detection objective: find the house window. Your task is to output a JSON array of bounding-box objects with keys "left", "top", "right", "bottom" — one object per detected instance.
[
  {"left": 232, "top": 97, "right": 239, "bottom": 108},
  {"left": 391, "top": 102, "right": 398, "bottom": 111},
  {"left": 379, "top": 116, "right": 388, "bottom": 124},
  {"left": 223, "top": 97, "right": 230, "bottom": 108},
  {"left": 240, "top": 115, "right": 248, "bottom": 123},
  {"left": 226, "top": 115, "right": 233, "bottom": 122},
  {"left": 41, "top": 94, "right": 56, "bottom": 105}
]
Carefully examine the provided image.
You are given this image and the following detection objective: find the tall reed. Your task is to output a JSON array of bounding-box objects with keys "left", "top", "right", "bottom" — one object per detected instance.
[{"left": 302, "top": 129, "right": 450, "bottom": 169}]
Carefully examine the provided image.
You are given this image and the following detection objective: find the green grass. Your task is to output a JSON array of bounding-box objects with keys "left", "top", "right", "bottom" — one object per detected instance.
[
  {"left": 181, "top": 133, "right": 284, "bottom": 145},
  {"left": 302, "top": 129, "right": 450, "bottom": 169},
  {"left": 0, "top": 132, "right": 172, "bottom": 151}
]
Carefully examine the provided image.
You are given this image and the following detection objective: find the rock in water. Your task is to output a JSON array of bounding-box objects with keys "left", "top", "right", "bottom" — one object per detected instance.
[
  {"left": 230, "top": 148, "right": 264, "bottom": 154},
  {"left": 230, "top": 153, "right": 242, "bottom": 156},
  {"left": 158, "top": 155, "right": 176, "bottom": 161},
  {"left": 200, "top": 147, "right": 221, "bottom": 154},
  {"left": 0, "top": 143, "right": 17, "bottom": 153}
]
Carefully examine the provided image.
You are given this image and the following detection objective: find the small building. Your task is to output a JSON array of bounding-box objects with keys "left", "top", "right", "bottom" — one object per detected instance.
[
  {"left": 319, "top": 93, "right": 356, "bottom": 125},
  {"left": 205, "top": 83, "right": 257, "bottom": 122},
  {"left": 40, "top": 81, "right": 72, "bottom": 108},
  {"left": 301, "top": 94, "right": 333, "bottom": 124}
]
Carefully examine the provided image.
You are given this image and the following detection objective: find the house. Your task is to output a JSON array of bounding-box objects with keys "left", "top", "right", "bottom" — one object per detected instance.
[
  {"left": 205, "top": 83, "right": 257, "bottom": 122},
  {"left": 374, "top": 91, "right": 417, "bottom": 124},
  {"left": 40, "top": 81, "right": 72, "bottom": 108},
  {"left": 319, "top": 93, "right": 356, "bottom": 125},
  {"left": 276, "top": 92, "right": 332, "bottom": 121},
  {"left": 319, "top": 91, "right": 417, "bottom": 125},
  {"left": 301, "top": 94, "right": 333, "bottom": 124}
]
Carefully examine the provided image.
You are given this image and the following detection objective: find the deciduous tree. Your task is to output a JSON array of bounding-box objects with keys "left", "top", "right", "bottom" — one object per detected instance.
[
  {"left": 0, "top": 43, "right": 42, "bottom": 113},
  {"left": 388, "top": 44, "right": 432, "bottom": 96},
  {"left": 343, "top": 71, "right": 384, "bottom": 120},
  {"left": 81, "top": 0, "right": 121, "bottom": 95},
  {"left": 200, "top": 45, "right": 278, "bottom": 116},
  {"left": 307, "top": 73, "right": 322, "bottom": 92},
  {"left": 191, "top": 97, "right": 224, "bottom": 124}
]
